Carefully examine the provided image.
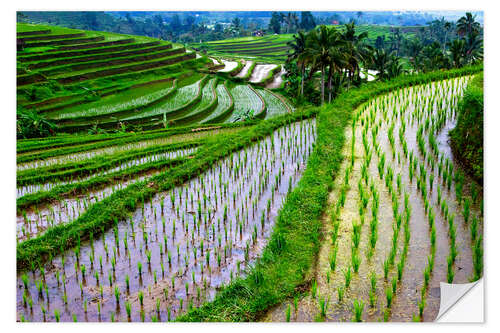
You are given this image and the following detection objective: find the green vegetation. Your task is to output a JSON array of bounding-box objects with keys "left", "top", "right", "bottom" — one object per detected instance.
[
  {"left": 450, "top": 73, "right": 483, "bottom": 183},
  {"left": 176, "top": 65, "right": 481, "bottom": 322},
  {"left": 16, "top": 13, "right": 484, "bottom": 323}
]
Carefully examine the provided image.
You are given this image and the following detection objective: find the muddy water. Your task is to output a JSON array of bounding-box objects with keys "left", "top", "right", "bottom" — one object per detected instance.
[
  {"left": 17, "top": 147, "right": 198, "bottom": 198},
  {"left": 266, "top": 68, "right": 285, "bottom": 89},
  {"left": 16, "top": 166, "right": 173, "bottom": 242},
  {"left": 16, "top": 119, "right": 317, "bottom": 322},
  {"left": 264, "top": 77, "right": 482, "bottom": 322},
  {"left": 217, "top": 60, "right": 238, "bottom": 73},
  {"left": 235, "top": 60, "right": 254, "bottom": 78},
  {"left": 249, "top": 64, "right": 278, "bottom": 83}
]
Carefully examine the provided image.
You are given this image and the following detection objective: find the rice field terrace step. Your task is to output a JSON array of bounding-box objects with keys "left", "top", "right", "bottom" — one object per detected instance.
[
  {"left": 41, "top": 47, "right": 186, "bottom": 77},
  {"left": 47, "top": 38, "right": 135, "bottom": 51},
  {"left": 58, "top": 76, "right": 209, "bottom": 130},
  {"left": 52, "top": 79, "right": 179, "bottom": 124},
  {"left": 17, "top": 32, "right": 85, "bottom": 43},
  {"left": 17, "top": 29, "right": 51, "bottom": 36},
  {"left": 220, "top": 46, "right": 290, "bottom": 55},
  {"left": 25, "top": 36, "right": 105, "bottom": 48},
  {"left": 201, "top": 82, "right": 234, "bottom": 124},
  {"left": 18, "top": 41, "right": 157, "bottom": 62},
  {"left": 55, "top": 52, "right": 196, "bottom": 84},
  {"left": 210, "top": 41, "right": 276, "bottom": 50},
  {"left": 26, "top": 44, "right": 172, "bottom": 70},
  {"left": 17, "top": 73, "right": 47, "bottom": 86},
  {"left": 170, "top": 78, "right": 219, "bottom": 126},
  {"left": 28, "top": 75, "right": 185, "bottom": 115}
]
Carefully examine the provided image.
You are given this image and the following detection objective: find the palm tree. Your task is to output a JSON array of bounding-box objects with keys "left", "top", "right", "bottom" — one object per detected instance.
[
  {"left": 326, "top": 31, "right": 347, "bottom": 102},
  {"left": 421, "top": 42, "right": 448, "bottom": 71},
  {"left": 448, "top": 39, "right": 465, "bottom": 68},
  {"left": 304, "top": 25, "right": 334, "bottom": 104},
  {"left": 287, "top": 31, "right": 308, "bottom": 96},
  {"left": 463, "top": 32, "right": 483, "bottom": 64},
  {"left": 389, "top": 28, "right": 403, "bottom": 56},
  {"left": 340, "top": 22, "right": 372, "bottom": 84},
  {"left": 457, "top": 12, "right": 481, "bottom": 38},
  {"left": 371, "top": 49, "right": 391, "bottom": 80},
  {"left": 387, "top": 54, "right": 406, "bottom": 79},
  {"left": 442, "top": 21, "right": 453, "bottom": 52},
  {"left": 405, "top": 38, "right": 423, "bottom": 72}
]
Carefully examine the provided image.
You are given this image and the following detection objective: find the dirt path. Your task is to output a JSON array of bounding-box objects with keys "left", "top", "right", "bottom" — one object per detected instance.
[{"left": 249, "top": 64, "right": 278, "bottom": 83}]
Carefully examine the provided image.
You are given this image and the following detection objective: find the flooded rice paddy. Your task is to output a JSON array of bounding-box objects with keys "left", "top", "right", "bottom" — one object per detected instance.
[
  {"left": 264, "top": 76, "right": 483, "bottom": 322},
  {"left": 16, "top": 119, "right": 317, "bottom": 322}
]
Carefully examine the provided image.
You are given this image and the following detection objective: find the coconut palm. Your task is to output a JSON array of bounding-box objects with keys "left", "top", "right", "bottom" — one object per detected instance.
[
  {"left": 287, "top": 31, "right": 308, "bottom": 96},
  {"left": 463, "top": 32, "right": 483, "bottom": 64},
  {"left": 387, "top": 54, "right": 406, "bottom": 79},
  {"left": 326, "top": 31, "right": 348, "bottom": 102},
  {"left": 371, "top": 49, "right": 391, "bottom": 80},
  {"left": 388, "top": 28, "right": 403, "bottom": 56},
  {"left": 405, "top": 38, "right": 423, "bottom": 72},
  {"left": 340, "top": 22, "right": 373, "bottom": 84},
  {"left": 457, "top": 12, "right": 481, "bottom": 38},
  {"left": 448, "top": 39, "right": 465, "bottom": 68},
  {"left": 304, "top": 25, "right": 334, "bottom": 104}
]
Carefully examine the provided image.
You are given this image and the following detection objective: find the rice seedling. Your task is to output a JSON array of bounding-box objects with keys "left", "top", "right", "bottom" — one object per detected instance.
[
  {"left": 138, "top": 290, "right": 144, "bottom": 307},
  {"left": 463, "top": 198, "right": 471, "bottom": 224},
  {"left": 318, "top": 295, "right": 330, "bottom": 318},
  {"left": 337, "top": 286, "right": 344, "bottom": 303},
  {"left": 125, "top": 301, "right": 132, "bottom": 321},
  {"left": 311, "top": 280, "right": 318, "bottom": 299},
  {"left": 352, "top": 252, "right": 361, "bottom": 273},
  {"left": 470, "top": 216, "right": 478, "bottom": 241},
  {"left": 385, "top": 287, "right": 393, "bottom": 309},
  {"left": 383, "top": 260, "right": 389, "bottom": 280},
  {"left": 286, "top": 303, "right": 291, "bottom": 322},
  {"left": 329, "top": 248, "right": 337, "bottom": 272},
  {"left": 418, "top": 296, "right": 426, "bottom": 319},
  {"left": 348, "top": 299, "right": 364, "bottom": 323},
  {"left": 344, "top": 267, "right": 352, "bottom": 289},
  {"left": 472, "top": 236, "right": 483, "bottom": 281}
]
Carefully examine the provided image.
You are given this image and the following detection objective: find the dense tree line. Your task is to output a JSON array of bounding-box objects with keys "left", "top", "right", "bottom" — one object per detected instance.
[{"left": 284, "top": 13, "right": 483, "bottom": 105}]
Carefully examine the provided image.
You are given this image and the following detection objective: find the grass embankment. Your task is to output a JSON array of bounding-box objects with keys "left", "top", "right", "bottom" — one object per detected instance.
[
  {"left": 449, "top": 72, "right": 483, "bottom": 184},
  {"left": 176, "top": 64, "right": 482, "bottom": 322}
]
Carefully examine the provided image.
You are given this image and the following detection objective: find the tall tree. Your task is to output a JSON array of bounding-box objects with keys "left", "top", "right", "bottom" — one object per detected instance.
[
  {"left": 287, "top": 31, "right": 308, "bottom": 96},
  {"left": 340, "top": 22, "right": 372, "bottom": 84},
  {"left": 300, "top": 11, "right": 316, "bottom": 31},
  {"left": 304, "top": 25, "right": 333, "bottom": 104},
  {"left": 457, "top": 12, "right": 481, "bottom": 38},
  {"left": 269, "top": 12, "right": 282, "bottom": 34},
  {"left": 448, "top": 38, "right": 465, "bottom": 68}
]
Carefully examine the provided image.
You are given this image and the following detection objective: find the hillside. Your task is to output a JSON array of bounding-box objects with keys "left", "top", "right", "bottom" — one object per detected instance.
[{"left": 17, "top": 23, "right": 293, "bottom": 135}]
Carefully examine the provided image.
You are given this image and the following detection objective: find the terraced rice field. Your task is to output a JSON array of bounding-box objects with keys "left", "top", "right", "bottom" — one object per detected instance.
[
  {"left": 16, "top": 119, "right": 317, "bottom": 322},
  {"left": 265, "top": 76, "right": 483, "bottom": 322},
  {"left": 18, "top": 23, "right": 292, "bottom": 131},
  {"left": 226, "top": 85, "right": 265, "bottom": 122},
  {"left": 17, "top": 22, "right": 482, "bottom": 324},
  {"left": 194, "top": 35, "right": 292, "bottom": 62}
]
